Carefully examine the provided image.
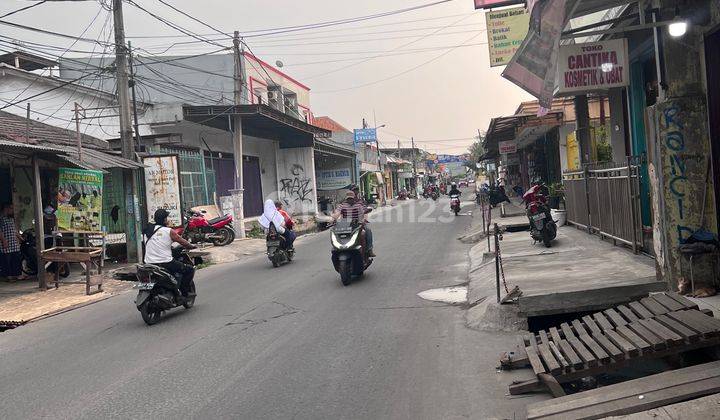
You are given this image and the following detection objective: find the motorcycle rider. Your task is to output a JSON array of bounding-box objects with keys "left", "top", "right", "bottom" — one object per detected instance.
[
  {"left": 448, "top": 182, "right": 461, "bottom": 197},
  {"left": 333, "top": 190, "right": 375, "bottom": 258},
  {"left": 143, "top": 209, "right": 196, "bottom": 298},
  {"left": 273, "top": 201, "right": 296, "bottom": 250}
]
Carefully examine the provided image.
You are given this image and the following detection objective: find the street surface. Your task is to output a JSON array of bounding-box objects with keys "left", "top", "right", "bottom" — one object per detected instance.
[{"left": 0, "top": 197, "right": 538, "bottom": 419}]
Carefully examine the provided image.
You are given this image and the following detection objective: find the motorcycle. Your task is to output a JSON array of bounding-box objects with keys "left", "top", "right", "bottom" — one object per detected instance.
[
  {"left": 523, "top": 183, "right": 557, "bottom": 247},
  {"left": 450, "top": 194, "right": 461, "bottom": 216},
  {"left": 19, "top": 228, "right": 70, "bottom": 278},
  {"left": 267, "top": 224, "right": 294, "bottom": 267},
  {"left": 134, "top": 246, "right": 196, "bottom": 325},
  {"left": 430, "top": 191, "right": 439, "bottom": 201},
  {"left": 330, "top": 209, "right": 373, "bottom": 286},
  {"left": 175, "top": 209, "right": 235, "bottom": 246}
]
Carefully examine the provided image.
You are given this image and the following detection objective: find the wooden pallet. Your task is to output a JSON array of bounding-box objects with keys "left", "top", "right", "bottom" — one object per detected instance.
[
  {"left": 526, "top": 360, "right": 720, "bottom": 419},
  {"left": 506, "top": 292, "right": 720, "bottom": 397}
]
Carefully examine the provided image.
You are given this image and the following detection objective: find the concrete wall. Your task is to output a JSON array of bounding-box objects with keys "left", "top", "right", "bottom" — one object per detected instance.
[
  {"left": 276, "top": 147, "right": 318, "bottom": 215},
  {"left": 0, "top": 66, "right": 153, "bottom": 140},
  {"left": 647, "top": 0, "right": 720, "bottom": 288}
]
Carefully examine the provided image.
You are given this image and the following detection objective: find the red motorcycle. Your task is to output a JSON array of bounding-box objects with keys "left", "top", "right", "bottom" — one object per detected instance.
[
  {"left": 174, "top": 209, "right": 235, "bottom": 246},
  {"left": 523, "top": 183, "right": 557, "bottom": 247}
]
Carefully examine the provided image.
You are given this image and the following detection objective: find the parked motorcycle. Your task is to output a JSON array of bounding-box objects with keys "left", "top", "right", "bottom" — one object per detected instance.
[
  {"left": 19, "top": 228, "right": 70, "bottom": 278},
  {"left": 330, "top": 209, "right": 373, "bottom": 286},
  {"left": 450, "top": 193, "right": 461, "bottom": 216},
  {"left": 134, "top": 246, "right": 196, "bottom": 325},
  {"left": 267, "top": 224, "right": 294, "bottom": 267},
  {"left": 523, "top": 183, "right": 557, "bottom": 247},
  {"left": 175, "top": 209, "right": 235, "bottom": 246}
]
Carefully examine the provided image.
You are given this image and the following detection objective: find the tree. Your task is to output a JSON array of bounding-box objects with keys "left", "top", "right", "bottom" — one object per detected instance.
[{"left": 464, "top": 132, "right": 486, "bottom": 173}]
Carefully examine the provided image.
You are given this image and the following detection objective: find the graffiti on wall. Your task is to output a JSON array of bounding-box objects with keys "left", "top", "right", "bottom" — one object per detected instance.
[
  {"left": 279, "top": 164, "right": 314, "bottom": 206},
  {"left": 656, "top": 97, "right": 717, "bottom": 282}
]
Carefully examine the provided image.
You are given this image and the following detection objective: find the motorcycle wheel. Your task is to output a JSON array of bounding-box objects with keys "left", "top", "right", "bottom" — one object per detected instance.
[
  {"left": 59, "top": 263, "right": 70, "bottom": 278},
  {"left": 542, "top": 227, "right": 553, "bottom": 248},
  {"left": 21, "top": 258, "right": 38, "bottom": 276},
  {"left": 271, "top": 255, "right": 281, "bottom": 268},
  {"left": 212, "top": 227, "right": 235, "bottom": 246},
  {"left": 183, "top": 282, "right": 196, "bottom": 309},
  {"left": 338, "top": 260, "right": 352, "bottom": 286},
  {"left": 454, "top": 208, "right": 459, "bottom": 216},
  {"left": 139, "top": 301, "right": 161, "bottom": 325}
]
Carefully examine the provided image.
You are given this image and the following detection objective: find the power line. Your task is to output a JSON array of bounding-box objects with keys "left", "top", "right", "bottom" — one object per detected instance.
[
  {"left": 303, "top": 13, "right": 474, "bottom": 81},
  {"left": 0, "top": 19, "right": 111, "bottom": 47},
  {"left": 0, "top": 0, "right": 48, "bottom": 19},
  {"left": 314, "top": 31, "right": 481, "bottom": 93}
]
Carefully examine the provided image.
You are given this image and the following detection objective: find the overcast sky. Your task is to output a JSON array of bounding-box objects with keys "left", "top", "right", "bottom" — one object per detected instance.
[{"left": 0, "top": 0, "right": 532, "bottom": 154}]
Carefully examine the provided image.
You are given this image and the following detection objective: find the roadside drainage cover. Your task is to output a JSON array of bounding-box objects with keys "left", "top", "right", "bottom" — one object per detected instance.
[{"left": 417, "top": 286, "right": 467, "bottom": 304}]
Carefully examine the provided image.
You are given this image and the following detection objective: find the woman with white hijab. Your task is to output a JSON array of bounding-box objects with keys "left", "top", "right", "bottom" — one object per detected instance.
[{"left": 259, "top": 199, "right": 286, "bottom": 234}]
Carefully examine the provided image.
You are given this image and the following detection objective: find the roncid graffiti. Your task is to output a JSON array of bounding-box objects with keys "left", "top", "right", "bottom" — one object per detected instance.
[{"left": 660, "top": 102, "right": 694, "bottom": 244}]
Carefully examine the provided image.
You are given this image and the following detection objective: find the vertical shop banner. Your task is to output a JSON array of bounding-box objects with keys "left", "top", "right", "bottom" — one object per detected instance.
[
  {"left": 502, "top": 0, "right": 566, "bottom": 108},
  {"left": 485, "top": 6, "right": 530, "bottom": 67},
  {"left": 557, "top": 39, "right": 629, "bottom": 94},
  {"left": 143, "top": 155, "right": 182, "bottom": 226},
  {"left": 57, "top": 168, "right": 104, "bottom": 231}
]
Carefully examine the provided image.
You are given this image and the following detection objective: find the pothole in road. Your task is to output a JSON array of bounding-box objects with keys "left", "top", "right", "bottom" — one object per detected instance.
[{"left": 417, "top": 286, "right": 467, "bottom": 305}]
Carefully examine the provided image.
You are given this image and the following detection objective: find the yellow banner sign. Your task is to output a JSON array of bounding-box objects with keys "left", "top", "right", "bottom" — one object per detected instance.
[{"left": 485, "top": 6, "right": 530, "bottom": 67}]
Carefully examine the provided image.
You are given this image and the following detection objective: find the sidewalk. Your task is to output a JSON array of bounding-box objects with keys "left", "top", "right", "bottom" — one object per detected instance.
[
  {"left": 459, "top": 199, "right": 528, "bottom": 243},
  {"left": 465, "top": 224, "right": 663, "bottom": 330}
]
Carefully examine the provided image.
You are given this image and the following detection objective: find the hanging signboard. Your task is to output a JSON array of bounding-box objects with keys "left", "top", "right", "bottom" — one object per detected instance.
[
  {"left": 56, "top": 168, "right": 104, "bottom": 231},
  {"left": 502, "top": 0, "right": 567, "bottom": 108},
  {"left": 316, "top": 168, "right": 352, "bottom": 190},
  {"left": 556, "top": 39, "right": 629, "bottom": 95},
  {"left": 353, "top": 128, "right": 377, "bottom": 143},
  {"left": 474, "top": 0, "right": 524, "bottom": 9},
  {"left": 499, "top": 140, "right": 517, "bottom": 154},
  {"left": 485, "top": 6, "right": 530, "bottom": 67},
  {"left": 143, "top": 155, "right": 183, "bottom": 227}
]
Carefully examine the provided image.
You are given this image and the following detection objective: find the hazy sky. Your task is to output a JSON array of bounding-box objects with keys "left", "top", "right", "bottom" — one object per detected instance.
[{"left": 0, "top": 0, "right": 532, "bottom": 154}]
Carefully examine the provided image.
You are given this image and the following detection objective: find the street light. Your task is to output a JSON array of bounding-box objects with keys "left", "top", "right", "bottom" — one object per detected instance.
[{"left": 668, "top": 20, "right": 687, "bottom": 37}]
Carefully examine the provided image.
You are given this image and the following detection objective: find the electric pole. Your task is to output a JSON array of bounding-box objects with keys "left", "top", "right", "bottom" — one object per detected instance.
[
  {"left": 231, "top": 31, "right": 246, "bottom": 238},
  {"left": 411, "top": 136, "right": 417, "bottom": 193},
  {"left": 113, "top": 0, "right": 142, "bottom": 262}
]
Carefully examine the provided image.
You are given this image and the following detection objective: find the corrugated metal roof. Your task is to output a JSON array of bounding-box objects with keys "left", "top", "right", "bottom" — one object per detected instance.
[
  {"left": 0, "top": 110, "right": 108, "bottom": 149},
  {"left": 0, "top": 139, "right": 142, "bottom": 171}
]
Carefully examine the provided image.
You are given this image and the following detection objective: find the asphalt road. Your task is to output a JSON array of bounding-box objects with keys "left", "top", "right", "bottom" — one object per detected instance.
[{"left": 0, "top": 196, "right": 538, "bottom": 420}]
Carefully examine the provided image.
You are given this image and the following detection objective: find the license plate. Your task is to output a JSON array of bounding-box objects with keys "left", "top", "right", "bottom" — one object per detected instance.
[
  {"left": 532, "top": 213, "right": 546, "bottom": 221},
  {"left": 267, "top": 240, "right": 280, "bottom": 247},
  {"left": 135, "top": 282, "right": 155, "bottom": 290}
]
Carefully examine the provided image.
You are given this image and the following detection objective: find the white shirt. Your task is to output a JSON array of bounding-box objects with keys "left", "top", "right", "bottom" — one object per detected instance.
[{"left": 144, "top": 226, "right": 174, "bottom": 264}]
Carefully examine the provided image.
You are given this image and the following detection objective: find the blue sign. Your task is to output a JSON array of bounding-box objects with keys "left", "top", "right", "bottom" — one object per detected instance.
[
  {"left": 436, "top": 154, "right": 463, "bottom": 163},
  {"left": 353, "top": 128, "right": 377, "bottom": 143}
]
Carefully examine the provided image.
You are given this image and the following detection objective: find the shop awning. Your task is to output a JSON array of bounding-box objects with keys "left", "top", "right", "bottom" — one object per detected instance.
[
  {"left": 0, "top": 139, "right": 143, "bottom": 172},
  {"left": 183, "top": 104, "right": 331, "bottom": 149},
  {"left": 483, "top": 111, "right": 563, "bottom": 156},
  {"left": 314, "top": 138, "right": 357, "bottom": 159}
]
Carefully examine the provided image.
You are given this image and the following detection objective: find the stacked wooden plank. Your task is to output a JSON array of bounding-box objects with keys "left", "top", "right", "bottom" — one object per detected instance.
[
  {"left": 526, "top": 360, "right": 720, "bottom": 419},
  {"left": 508, "top": 292, "right": 720, "bottom": 396}
]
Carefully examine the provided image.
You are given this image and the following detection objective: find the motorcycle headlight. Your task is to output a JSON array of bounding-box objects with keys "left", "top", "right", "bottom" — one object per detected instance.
[{"left": 331, "top": 232, "right": 343, "bottom": 249}]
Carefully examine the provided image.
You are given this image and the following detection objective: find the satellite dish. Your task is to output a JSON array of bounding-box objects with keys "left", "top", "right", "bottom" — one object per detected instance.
[{"left": 275, "top": 60, "right": 284, "bottom": 68}]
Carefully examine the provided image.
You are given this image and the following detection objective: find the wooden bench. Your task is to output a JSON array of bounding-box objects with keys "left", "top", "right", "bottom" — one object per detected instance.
[
  {"left": 41, "top": 246, "right": 103, "bottom": 295},
  {"left": 526, "top": 360, "right": 720, "bottom": 419}
]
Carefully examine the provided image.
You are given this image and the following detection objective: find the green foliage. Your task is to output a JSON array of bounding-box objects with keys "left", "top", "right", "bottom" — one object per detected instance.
[
  {"left": 594, "top": 124, "right": 613, "bottom": 163},
  {"left": 247, "top": 224, "right": 264, "bottom": 239},
  {"left": 548, "top": 182, "right": 565, "bottom": 198}
]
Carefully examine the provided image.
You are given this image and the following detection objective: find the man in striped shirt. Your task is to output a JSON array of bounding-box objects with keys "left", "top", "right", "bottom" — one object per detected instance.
[{"left": 333, "top": 190, "right": 375, "bottom": 257}]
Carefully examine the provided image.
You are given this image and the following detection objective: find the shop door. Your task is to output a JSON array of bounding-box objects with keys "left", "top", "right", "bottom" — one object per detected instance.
[
  {"left": 705, "top": 29, "right": 720, "bottom": 233},
  {"left": 243, "top": 156, "right": 263, "bottom": 217}
]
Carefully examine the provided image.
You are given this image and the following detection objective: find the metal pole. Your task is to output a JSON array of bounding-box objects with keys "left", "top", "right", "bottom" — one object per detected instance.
[
  {"left": 74, "top": 103, "right": 83, "bottom": 164},
  {"left": 494, "top": 223, "right": 500, "bottom": 303},
  {"left": 25, "top": 103, "right": 30, "bottom": 143},
  {"left": 113, "top": 0, "right": 142, "bottom": 262},
  {"left": 231, "top": 31, "right": 246, "bottom": 238},
  {"left": 583, "top": 164, "right": 592, "bottom": 233},
  {"left": 32, "top": 154, "right": 46, "bottom": 290},
  {"left": 127, "top": 41, "right": 142, "bottom": 153},
  {"left": 627, "top": 156, "right": 639, "bottom": 254},
  {"left": 411, "top": 137, "right": 417, "bottom": 196}
]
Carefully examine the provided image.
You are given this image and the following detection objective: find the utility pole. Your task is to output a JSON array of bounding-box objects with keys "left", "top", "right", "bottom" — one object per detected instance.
[
  {"left": 127, "top": 41, "right": 142, "bottom": 153},
  {"left": 231, "top": 31, "right": 246, "bottom": 238},
  {"left": 113, "top": 0, "right": 142, "bottom": 262},
  {"left": 74, "top": 103, "right": 84, "bottom": 164},
  {"left": 411, "top": 136, "right": 417, "bottom": 194}
]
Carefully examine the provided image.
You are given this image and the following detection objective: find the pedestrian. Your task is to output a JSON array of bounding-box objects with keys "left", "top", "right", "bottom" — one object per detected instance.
[{"left": 0, "top": 203, "right": 24, "bottom": 282}]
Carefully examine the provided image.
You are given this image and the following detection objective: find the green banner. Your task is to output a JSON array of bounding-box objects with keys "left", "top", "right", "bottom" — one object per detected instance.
[{"left": 57, "top": 168, "right": 104, "bottom": 231}]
